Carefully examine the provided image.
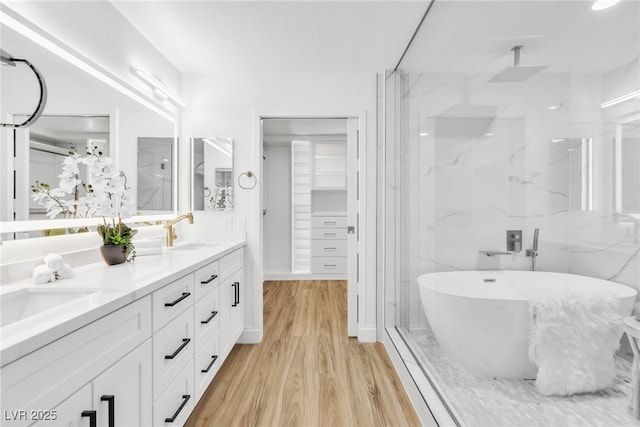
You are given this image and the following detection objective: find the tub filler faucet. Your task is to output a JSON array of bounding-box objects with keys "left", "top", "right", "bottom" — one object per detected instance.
[{"left": 526, "top": 228, "right": 540, "bottom": 271}]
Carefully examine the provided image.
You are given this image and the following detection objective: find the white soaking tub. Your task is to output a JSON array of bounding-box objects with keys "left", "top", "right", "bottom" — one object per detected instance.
[{"left": 417, "top": 271, "right": 637, "bottom": 379}]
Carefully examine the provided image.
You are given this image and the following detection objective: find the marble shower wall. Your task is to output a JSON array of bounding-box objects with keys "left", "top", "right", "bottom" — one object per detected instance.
[{"left": 390, "top": 69, "right": 640, "bottom": 331}]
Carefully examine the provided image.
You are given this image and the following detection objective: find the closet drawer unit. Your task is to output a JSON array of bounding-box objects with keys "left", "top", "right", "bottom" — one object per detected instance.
[
  {"left": 153, "top": 273, "right": 194, "bottom": 332},
  {"left": 312, "top": 239, "right": 347, "bottom": 257},
  {"left": 194, "top": 286, "right": 220, "bottom": 349},
  {"left": 194, "top": 329, "right": 220, "bottom": 401},
  {"left": 194, "top": 260, "right": 220, "bottom": 301},
  {"left": 220, "top": 248, "right": 244, "bottom": 280},
  {"left": 311, "top": 216, "right": 347, "bottom": 228},
  {"left": 153, "top": 306, "right": 194, "bottom": 401},
  {"left": 311, "top": 227, "right": 346, "bottom": 240},
  {"left": 153, "top": 360, "right": 194, "bottom": 427},
  {"left": 311, "top": 257, "right": 347, "bottom": 274}
]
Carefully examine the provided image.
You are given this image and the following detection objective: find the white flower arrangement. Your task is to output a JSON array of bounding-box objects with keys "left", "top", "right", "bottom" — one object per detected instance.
[{"left": 31, "top": 146, "right": 134, "bottom": 220}]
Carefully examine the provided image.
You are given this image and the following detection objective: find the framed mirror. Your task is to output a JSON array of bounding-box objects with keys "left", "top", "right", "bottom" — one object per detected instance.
[
  {"left": 0, "top": 13, "right": 178, "bottom": 239},
  {"left": 191, "top": 137, "right": 234, "bottom": 211}
]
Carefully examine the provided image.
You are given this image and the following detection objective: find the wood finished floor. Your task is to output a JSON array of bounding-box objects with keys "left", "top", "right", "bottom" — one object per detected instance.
[{"left": 186, "top": 280, "right": 422, "bottom": 427}]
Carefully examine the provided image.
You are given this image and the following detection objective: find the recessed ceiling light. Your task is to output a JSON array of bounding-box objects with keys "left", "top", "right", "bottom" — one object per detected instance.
[
  {"left": 547, "top": 105, "right": 561, "bottom": 110},
  {"left": 551, "top": 138, "right": 566, "bottom": 143},
  {"left": 484, "top": 132, "right": 494, "bottom": 137},
  {"left": 419, "top": 132, "right": 429, "bottom": 136},
  {"left": 592, "top": 0, "right": 621, "bottom": 11}
]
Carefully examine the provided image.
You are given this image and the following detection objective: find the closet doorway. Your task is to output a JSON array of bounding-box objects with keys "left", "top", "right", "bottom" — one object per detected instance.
[{"left": 261, "top": 117, "right": 359, "bottom": 336}]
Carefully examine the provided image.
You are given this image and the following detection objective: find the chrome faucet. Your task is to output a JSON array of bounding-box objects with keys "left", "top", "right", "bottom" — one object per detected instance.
[
  {"left": 163, "top": 212, "right": 194, "bottom": 247},
  {"left": 526, "top": 228, "right": 540, "bottom": 271}
]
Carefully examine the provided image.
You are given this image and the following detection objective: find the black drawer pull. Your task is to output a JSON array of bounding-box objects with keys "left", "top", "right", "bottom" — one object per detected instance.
[
  {"left": 201, "top": 355, "right": 219, "bottom": 373},
  {"left": 165, "top": 338, "right": 191, "bottom": 359},
  {"left": 201, "top": 310, "right": 218, "bottom": 324},
  {"left": 200, "top": 274, "right": 218, "bottom": 284},
  {"left": 81, "top": 410, "right": 96, "bottom": 427},
  {"left": 165, "top": 394, "right": 191, "bottom": 423},
  {"left": 324, "top": 232, "right": 337, "bottom": 236},
  {"left": 100, "top": 395, "right": 115, "bottom": 427},
  {"left": 324, "top": 247, "right": 337, "bottom": 251},
  {"left": 324, "top": 264, "right": 337, "bottom": 268},
  {"left": 164, "top": 292, "right": 190, "bottom": 307}
]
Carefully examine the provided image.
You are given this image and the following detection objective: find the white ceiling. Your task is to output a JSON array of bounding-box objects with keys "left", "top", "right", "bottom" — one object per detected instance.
[
  {"left": 112, "top": 0, "right": 639, "bottom": 77},
  {"left": 112, "top": 1, "right": 427, "bottom": 74}
]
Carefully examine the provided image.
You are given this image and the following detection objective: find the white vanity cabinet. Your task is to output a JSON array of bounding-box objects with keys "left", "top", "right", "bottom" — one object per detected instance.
[{"left": 0, "top": 297, "right": 152, "bottom": 427}]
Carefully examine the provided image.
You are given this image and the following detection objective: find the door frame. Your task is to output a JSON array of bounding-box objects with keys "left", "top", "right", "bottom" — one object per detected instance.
[{"left": 256, "top": 114, "right": 365, "bottom": 339}]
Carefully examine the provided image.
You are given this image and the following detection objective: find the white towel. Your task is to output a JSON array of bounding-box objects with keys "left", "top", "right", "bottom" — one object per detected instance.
[
  {"left": 136, "top": 247, "right": 163, "bottom": 256},
  {"left": 44, "top": 253, "right": 65, "bottom": 272},
  {"left": 56, "top": 263, "right": 75, "bottom": 279},
  {"left": 135, "top": 238, "right": 163, "bottom": 248},
  {"left": 33, "top": 264, "right": 55, "bottom": 284}
]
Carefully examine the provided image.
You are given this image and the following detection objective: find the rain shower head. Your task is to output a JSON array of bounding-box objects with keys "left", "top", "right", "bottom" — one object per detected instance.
[{"left": 488, "top": 45, "right": 548, "bottom": 83}]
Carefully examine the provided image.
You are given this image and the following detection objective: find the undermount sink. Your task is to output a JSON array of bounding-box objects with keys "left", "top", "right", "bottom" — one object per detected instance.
[
  {"left": 168, "top": 242, "right": 223, "bottom": 251},
  {"left": 0, "top": 287, "right": 99, "bottom": 328}
]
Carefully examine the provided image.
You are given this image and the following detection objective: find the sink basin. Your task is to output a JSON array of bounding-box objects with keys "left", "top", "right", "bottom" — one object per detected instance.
[
  {"left": 0, "top": 287, "right": 98, "bottom": 328},
  {"left": 168, "top": 242, "right": 223, "bottom": 251}
]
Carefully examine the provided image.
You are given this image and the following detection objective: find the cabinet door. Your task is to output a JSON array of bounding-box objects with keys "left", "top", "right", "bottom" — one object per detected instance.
[
  {"left": 229, "top": 269, "right": 245, "bottom": 345},
  {"left": 219, "top": 276, "right": 231, "bottom": 362},
  {"left": 92, "top": 340, "right": 152, "bottom": 427},
  {"left": 31, "top": 384, "right": 91, "bottom": 427}
]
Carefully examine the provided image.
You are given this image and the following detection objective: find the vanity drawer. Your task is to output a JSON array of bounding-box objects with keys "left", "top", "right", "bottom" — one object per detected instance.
[
  {"left": 194, "top": 286, "right": 220, "bottom": 350},
  {"left": 312, "top": 239, "right": 347, "bottom": 257},
  {"left": 220, "top": 248, "right": 244, "bottom": 281},
  {"left": 153, "top": 273, "right": 194, "bottom": 332},
  {"left": 311, "top": 257, "right": 347, "bottom": 274},
  {"left": 194, "top": 329, "right": 220, "bottom": 401},
  {"left": 153, "top": 306, "right": 194, "bottom": 401},
  {"left": 194, "top": 260, "right": 220, "bottom": 301},
  {"left": 153, "top": 359, "right": 194, "bottom": 427},
  {"left": 311, "top": 216, "right": 347, "bottom": 228},
  {"left": 311, "top": 227, "right": 346, "bottom": 240},
  {"left": 1, "top": 297, "right": 151, "bottom": 424}
]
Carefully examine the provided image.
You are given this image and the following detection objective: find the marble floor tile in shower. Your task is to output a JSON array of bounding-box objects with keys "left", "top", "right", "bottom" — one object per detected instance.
[{"left": 404, "top": 329, "right": 640, "bottom": 427}]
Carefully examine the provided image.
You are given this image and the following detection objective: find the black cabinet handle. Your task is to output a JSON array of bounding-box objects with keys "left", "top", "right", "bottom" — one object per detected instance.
[
  {"left": 81, "top": 410, "right": 96, "bottom": 427},
  {"left": 165, "top": 394, "right": 191, "bottom": 423},
  {"left": 235, "top": 281, "right": 240, "bottom": 305},
  {"left": 200, "top": 311, "right": 218, "bottom": 324},
  {"left": 100, "top": 395, "right": 114, "bottom": 427},
  {"left": 201, "top": 355, "right": 219, "bottom": 373},
  {"left": 165, "top": 338, "right": 191, "bottom": 359},
  {"left": 231, "top": 283, "right": 237, "bottom": 307},
  {"left": 200, "top": 274, "right": 218, "bottom": 284},
  {"left": 164, "top": 292, "right": 190, "bottom": 307}
]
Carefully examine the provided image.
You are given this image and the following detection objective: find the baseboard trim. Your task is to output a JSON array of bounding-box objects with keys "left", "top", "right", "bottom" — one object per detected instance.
[
  {"left": 239, "top": 328, "right": 262, "bottom": 344},
  {"left": 358, "top": 325, "right": 377, "bottom": 342},
  {"left": 263, "top": 273, "right": 347, "bottom": 281}
]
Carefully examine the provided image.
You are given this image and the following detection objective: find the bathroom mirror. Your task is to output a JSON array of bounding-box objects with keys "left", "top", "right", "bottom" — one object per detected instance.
[
  {"left": 191, "top": 137, "right": 234, "bottom": 211},
  {"left": 0, "top": 14, "right": 177, "bottom": 239}
]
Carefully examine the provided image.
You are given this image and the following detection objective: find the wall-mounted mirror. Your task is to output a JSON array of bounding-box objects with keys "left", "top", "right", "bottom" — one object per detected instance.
[
  {"left": 614, "top": 115, "right": 640, "bottom": 215},
  {"left": 0, "top": 13, "right": 177, "bottom": 239},
  {"left": 192, "top": 137, "right": 234, "bottom": 211}
]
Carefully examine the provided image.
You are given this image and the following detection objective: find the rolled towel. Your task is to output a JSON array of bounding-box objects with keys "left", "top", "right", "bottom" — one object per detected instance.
[
  {"left": 44, "top": 253, "right": 65, "bottom": 272},
  {"left": 33, "top": 264, "right": 55, "bottom": 285},
  {"left": 135, "top": 237, "right": 163, "bottom": 248},
  {"left": 56, "top": 263, "right": 75, "bottom": 279},
  {"left": 136, "top": 247, "right": 163, "bottom": 256}
]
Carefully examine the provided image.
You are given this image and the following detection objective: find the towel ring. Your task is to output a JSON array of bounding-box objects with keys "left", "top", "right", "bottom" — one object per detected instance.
[{"left": 238, "top": 171, "right": 257, "bottom": 189}]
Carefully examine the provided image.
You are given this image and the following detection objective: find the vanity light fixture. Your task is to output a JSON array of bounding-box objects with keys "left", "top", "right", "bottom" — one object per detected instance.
[
  {"left": 133, "top": 67, "right": 186, "bottom": 108},
  {"left": 592, "top": 0, "right": 621, "bottom": 11},
  {"left": 601, "top": 89, "right": 640, "bottom": 109}
]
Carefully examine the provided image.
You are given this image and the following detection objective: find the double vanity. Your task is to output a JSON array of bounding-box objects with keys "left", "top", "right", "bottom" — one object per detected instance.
[{"left": 0, "top": 240, "right": 245, "bottom": 426}]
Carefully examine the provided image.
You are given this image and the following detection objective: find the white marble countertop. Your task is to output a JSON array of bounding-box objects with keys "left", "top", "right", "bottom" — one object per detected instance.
[{"left": 0, "top": 239, "right": 246, "bottom": 367}]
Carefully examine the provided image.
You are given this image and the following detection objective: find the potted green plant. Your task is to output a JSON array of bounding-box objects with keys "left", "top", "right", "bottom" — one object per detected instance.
[{"left": 97, "top": 216, "right": 136, "bottom": 265}]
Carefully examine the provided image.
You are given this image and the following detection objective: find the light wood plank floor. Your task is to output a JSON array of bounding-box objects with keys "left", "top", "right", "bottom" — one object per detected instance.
[{"left": 186, "top": 280, "right": 422, "bottom": 427}]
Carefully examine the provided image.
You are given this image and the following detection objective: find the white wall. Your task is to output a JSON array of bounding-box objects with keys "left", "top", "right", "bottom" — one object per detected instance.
[
  {"left": 264, "top": 145, "right": 292, "bottom": 274},
  {"left": 182, "top": 72, "right": 378, "bottom": 342}
]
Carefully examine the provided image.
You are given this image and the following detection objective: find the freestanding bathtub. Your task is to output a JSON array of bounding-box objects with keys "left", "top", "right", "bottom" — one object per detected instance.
[{"left": 417, "top": 271, "right": 637, "bottom": 379}]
